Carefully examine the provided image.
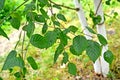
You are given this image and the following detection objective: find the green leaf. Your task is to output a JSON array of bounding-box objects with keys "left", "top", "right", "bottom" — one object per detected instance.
[
  {"left": 27, "top": 56, "right": 38, "bottom": 70},
  {"left": 97, "top": 34, "right": 107, "bottom": 45},
  {"left": 92, "top": 15, "right": 102, "bottom": 25},
  {"left": 57, "top": 14, "right": 67, "bottom": 22},
  {"left": 40, "top": 8, "right": 49, "bottom": 19},
  {"left": 23, "top": 22, "right": 35, "bottom": 38},
  {"left": 44, "top": 31, "right": 57, "bottom": 48},
  {"left": 64, "top": 25, "right": 78, "bottom": 34},
  {"left": 0, "top": 27, "right": 9, "bottom": 39},
  {"left": 35, "top": 15, "right": 46, "bottom": 23},
  {"left": 59, "top": 32, "right": 68, "bottom": 46},
  {"left": 10, "top": 18, "right": 21, "bottom": 30},
  {"left": 86, "top": 40, "right": 101, "bottom": 63},
  {"left": 38, "top": 0, "right": 49, "bottom": 5},
  {"left": 68, "top": 63, "right": 77, "bottom": 75},
  {"left": 53, "top": 21, "right": 60, "bottom": 27},
  {"left": 0, "top": 0, "right": 5, "bottom": 10},
  {"left": 54, "top": 44, "right": 64, "bottom": 63},
  {"left": 70, "top": 45, "right": 78, "bottom": 56},
  {"left": 62, "top": 52, "right": 69, "bottom": 64},
  {"left": 72, "top": 35, "right": 88, "bottom": 56},
  {"left": 30, "top": 34, "right": 46, "bottom": 49},
  {"left": 26, "top": 12, "right": 37, "bottom": 21},
  {"left": 117, "top": 0, "right": 120, "bottom": 2},
  {"left": 104, "top": 50, "right": 114, "bottom": 64},
  {"left": 86, "top": 26, "right": 96, "bottom": 34},
  {"left": 14, "top": 72, "right": 21, "bottom": 78},
  {"left": 0, "top": 77, "right": 3, "bottom": 80},
  {"left": 42, "top": 23, "right": 48, "bottom": 34},
  {"left": 30, "top": 30, "right": 57, "bottom": 49},
  {"left": 2, "top": 50, "right": 24, "bottom": 70},
  {"left": 53, "top": 5, "right": 62, "bottom": 9}
]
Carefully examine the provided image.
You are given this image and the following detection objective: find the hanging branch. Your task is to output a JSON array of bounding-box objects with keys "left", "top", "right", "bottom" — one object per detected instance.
[{"left": 49, "top": 0, "right": 79, "bottom": 11}]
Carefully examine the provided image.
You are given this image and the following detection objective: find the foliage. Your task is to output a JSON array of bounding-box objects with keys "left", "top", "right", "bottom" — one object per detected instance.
[{"left": 0, "top": 0, "right": 119, "bottom": 79}]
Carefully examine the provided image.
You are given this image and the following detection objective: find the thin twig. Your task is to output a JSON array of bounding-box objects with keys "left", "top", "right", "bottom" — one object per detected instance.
[
  {"left": 95, "top": 0, "right": 102, "bottom": 15},
  {"left": 0, "top": 0, "right": 28, "bottom": 26},
  {"left": 49, "top": 0, "right": 79, "bottom": 11},
  {"left": 14, "top": 30, "right": 22, "bottom": 50}
]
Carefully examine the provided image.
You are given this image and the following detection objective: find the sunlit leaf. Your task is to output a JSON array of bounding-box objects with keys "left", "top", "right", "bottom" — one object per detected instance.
[
  {"left": 2, "top": 50, "right": 24, "bottom": 70},
  {"left": 68, "top": 63, "right": 77, "bottom": 75},
  {"left": 27, "top": 56, "right": 38, "bottom": 70},
  {"left": 104, "top": 50, "right": 114, "bottom": 64},
  {"left": 86, "top": 40, "right": 101, "bottom": 63}
]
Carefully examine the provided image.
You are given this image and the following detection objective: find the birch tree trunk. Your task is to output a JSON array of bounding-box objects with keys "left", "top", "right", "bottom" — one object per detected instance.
[
  {"left": 74, "top": 0, "right": 102, "bottom": 75},
  {"left": 93, "top": 0, "right": 109, "bottom": 77},
  {"left": 74, "top": 0, "right": 109, "bottom": 77}
]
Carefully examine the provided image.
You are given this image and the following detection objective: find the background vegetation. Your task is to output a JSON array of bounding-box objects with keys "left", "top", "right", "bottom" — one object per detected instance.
[{"left": 0, "top": 0, "right": 120, "bottom": 80}]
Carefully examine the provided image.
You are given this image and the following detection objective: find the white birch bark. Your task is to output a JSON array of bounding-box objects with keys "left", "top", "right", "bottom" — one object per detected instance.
[
  {"left": 94, "top": 0, "right": 109, "bottom": 77},
  {"left": 73, "top": 0, "right": 102, "bottom": 75}
]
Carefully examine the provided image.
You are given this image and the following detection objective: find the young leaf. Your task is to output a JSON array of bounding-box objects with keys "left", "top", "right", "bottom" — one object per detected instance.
[
  {"left": 40, "top": 8, "right": 49, "bottom": 19},
  {"left": 57, "top": 13, "right": 67, "bottom": 22},
  {"left": 86, "top": 40, "right": 101, "bottom": 63},
  {"left": 54, "top": 44, "right": 64, "bottom": 63},
  {"left": 27, "top": 56, "right": 38, "bottom": 70},
  {"left": 2, "top": 50, "right": 24, "bottom": 70},
  {"left": 0, "top": 27, "right": 9, "bottom": 39},
  {"left": 0, "top": 0, "right": 5, "bottom": 10},
  {"left": 72, "top": 35, "right": 88, "bottom": 56},
  {"left": 62, "top": 52, "right": 69, "bottom": 64},
  {"left": 68, "top": 63, "right": 77, "bottom": 75},
  {"left": 104, "top": 50, "right": 114, "bottom": 64},
  {"left": 86, "top": 26, "right": 96, "bottom": 34},
  {"left": 42, "top": 23, "right": 48, "bottom": 34},
  {"left": 23, "top": 22, "right": 35, "bottom": 38},
  {"left": 10, "top": 17, "right": 20, "bottom": 30},
  {"left": 97, "top": 34, "right": 107, "bottom": 45}
]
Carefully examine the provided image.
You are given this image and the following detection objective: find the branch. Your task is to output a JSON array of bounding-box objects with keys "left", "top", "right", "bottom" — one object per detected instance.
[
  {"left": 0, "top": 0, "right": 28, "bottom": 26},
  {"left": 49, "top": 0, "right": 79, "bottom": 11},
  {"left": 95, "top": 0, "right": 102, "bottom": 15}
]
